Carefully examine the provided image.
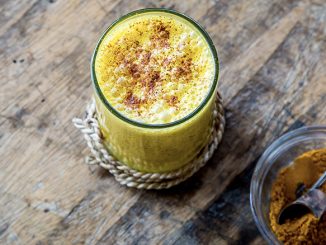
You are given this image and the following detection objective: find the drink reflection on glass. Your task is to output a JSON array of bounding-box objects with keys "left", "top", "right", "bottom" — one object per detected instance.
[{"left": 91, "top": 9, "right": 219, "bottom": 173}]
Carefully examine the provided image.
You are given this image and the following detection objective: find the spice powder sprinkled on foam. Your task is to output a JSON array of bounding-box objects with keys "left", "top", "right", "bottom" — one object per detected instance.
[{"left": 95, "top": 14, "right": 215, "bottom": 124}]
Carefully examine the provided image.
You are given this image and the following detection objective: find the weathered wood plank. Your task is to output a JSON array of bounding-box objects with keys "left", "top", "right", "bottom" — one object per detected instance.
[{"left": 168, "top": 164, "right": 264, "bottom": 245}]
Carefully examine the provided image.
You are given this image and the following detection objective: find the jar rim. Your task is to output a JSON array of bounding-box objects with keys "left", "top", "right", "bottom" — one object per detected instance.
[{"left": 91, "top": 8, "right": 219, "bottom": 128}]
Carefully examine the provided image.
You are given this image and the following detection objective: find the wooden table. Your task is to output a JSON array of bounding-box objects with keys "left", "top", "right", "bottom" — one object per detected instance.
[{"left": 1, "top": 0, "right": 325, "bottom": 244}]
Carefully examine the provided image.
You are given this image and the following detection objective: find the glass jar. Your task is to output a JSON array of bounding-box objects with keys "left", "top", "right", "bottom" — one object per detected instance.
[{"left": 250, "top": 126, "right": 326, "bottom": 244}]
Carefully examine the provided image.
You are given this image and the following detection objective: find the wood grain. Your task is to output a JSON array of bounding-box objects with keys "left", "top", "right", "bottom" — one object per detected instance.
[{"left": 0, "top": 0, "right": 325, "bottom": 244}]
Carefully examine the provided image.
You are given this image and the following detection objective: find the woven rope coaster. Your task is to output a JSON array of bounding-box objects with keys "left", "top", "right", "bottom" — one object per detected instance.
[{"left": 73, "top": 92, "right": 225, "bottom": 190}]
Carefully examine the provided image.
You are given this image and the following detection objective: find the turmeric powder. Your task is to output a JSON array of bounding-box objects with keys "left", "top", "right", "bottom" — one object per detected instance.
[{"left": 270, "top": 148, "right": 326, "bottom": 244}]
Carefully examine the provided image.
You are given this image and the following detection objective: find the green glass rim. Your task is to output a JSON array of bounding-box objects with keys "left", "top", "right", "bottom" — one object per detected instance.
[{"left": 91, "top": 8, "right": 219, "bottom": 129}]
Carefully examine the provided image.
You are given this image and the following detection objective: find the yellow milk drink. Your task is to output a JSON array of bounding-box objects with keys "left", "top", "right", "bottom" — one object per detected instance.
[{"left": 92, "top": 9, "right": 218, "bottom": 172}]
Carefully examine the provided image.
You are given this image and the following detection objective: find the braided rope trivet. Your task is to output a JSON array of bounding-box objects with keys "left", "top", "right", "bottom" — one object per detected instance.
[{"left": 72, "top": 92, "right": 225, "bottom": 190}]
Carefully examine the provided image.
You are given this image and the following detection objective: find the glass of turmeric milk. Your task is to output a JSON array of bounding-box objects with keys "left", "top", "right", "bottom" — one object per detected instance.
[{"left": 91, "top": 9, "right": 219, "bottom": 173}]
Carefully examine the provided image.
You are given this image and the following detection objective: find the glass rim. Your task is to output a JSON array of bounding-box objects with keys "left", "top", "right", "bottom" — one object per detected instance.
[
  {"left": 250, "top": 125, "right": 326, "bottom": 244},
  {"left": 91, "top": 8, "right": 219, "bottom": 129}
]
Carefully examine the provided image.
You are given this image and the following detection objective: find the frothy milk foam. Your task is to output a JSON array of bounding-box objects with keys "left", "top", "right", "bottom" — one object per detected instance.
[{"left": 95, "top": 13, "right": 215, "bottom": 124}]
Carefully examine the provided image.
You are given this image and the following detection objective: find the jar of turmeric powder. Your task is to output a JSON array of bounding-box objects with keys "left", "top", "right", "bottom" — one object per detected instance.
[{"left": 250, "top": 126, "right": 326, "bottom": 244}]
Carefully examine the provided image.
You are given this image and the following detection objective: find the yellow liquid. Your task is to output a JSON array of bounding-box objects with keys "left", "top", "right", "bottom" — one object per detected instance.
[{"left": 93, "top": 11, "right": 217, "bottom": 172}]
